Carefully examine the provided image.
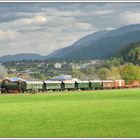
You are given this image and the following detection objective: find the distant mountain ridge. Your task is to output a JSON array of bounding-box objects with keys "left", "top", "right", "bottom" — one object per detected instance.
[
  {"left": 65, "top": 30, "right": 140, "bottom": 59},
  {"left": 105, "top": 24, "right": 140, "bottom": 37},
  {"left": 47, "top": 24, "right": 140, "bottom": 60},
  {"left": 47, "top": 30, "right": 109, "bottom": 59},
  {"left": 1, "top": 24, "right": 140, "bottom": 62},
  {"left": 0, "top": 53, "right": 46, "bottom": 62}
]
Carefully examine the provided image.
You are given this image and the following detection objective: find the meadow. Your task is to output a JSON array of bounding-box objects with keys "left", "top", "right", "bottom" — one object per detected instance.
[{"left": 0, "top": 88, "right": 140, "bottom": 138}]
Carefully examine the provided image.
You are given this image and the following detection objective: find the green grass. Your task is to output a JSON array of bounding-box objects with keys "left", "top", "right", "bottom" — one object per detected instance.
[{"left": 0, "top": 88, "right": 140, "bottom": 138}]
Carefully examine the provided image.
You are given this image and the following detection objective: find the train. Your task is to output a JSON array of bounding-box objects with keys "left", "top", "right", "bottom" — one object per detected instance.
[{"left": 0, "top": 79, "right": 139, "bottom": 94}]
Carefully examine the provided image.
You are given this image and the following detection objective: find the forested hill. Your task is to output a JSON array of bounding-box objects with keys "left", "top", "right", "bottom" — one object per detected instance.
[{"left": 116, "top": 41, "right": 140, "bottom": 65}]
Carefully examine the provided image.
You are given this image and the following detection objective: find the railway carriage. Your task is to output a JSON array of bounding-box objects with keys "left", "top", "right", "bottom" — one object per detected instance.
[
  {"left": 43, "top": 81, "right": 62, "bottom": 91},
  {"left": 89, "top": 80, "right": 103, "bottom": 90},
  {"left": 102, "top": 80, "right": 115, "bottom": 89},
  {"left": 126, "top": 80, "right": 140, "bottom": 88},
  {"left": 114, "top": 80, "right": 125, "bottom": 89},
  {"left": 62, "top": 80, "right": 76, "bottom": 91},
  {"left": 25, "top": 81, "right": 43, "bottom": 92},
  {"left": 76, "top": 81, "right": 90, "bottom": 90}
]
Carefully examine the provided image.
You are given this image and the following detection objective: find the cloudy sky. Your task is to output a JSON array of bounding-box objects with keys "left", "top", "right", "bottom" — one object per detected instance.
[{"left": 0, "top": 2, "right": 140, "bottom": 56}]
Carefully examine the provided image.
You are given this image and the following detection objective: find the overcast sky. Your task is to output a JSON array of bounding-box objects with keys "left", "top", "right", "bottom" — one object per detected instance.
[{"left": 0, "top": 2, "right": 140, "bottom": 56}]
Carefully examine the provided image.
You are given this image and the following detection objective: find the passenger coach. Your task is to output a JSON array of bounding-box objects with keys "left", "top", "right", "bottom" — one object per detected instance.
[{"left": 43, "top": 81, "right": 62, "bottom": 91}]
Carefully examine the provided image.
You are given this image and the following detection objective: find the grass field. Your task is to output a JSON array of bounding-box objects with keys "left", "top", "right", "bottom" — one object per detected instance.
[{"left": 0, "top": 89, "right": 140, "bottom": 138}]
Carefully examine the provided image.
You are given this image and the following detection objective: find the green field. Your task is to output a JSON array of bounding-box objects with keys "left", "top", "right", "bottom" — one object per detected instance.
[{"left": 0, "top": 89, "right": 140, "bottom": 138}]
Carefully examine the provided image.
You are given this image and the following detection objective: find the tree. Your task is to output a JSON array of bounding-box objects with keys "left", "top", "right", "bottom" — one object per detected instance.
[
  {"left": 71, "top": 68, "right": 84, "bottom": 80},
  {"left": 83, "top": 66, "right": 98, "bottom": 80},
  {"left": 96, "top": 67, "right": 110, "bottom": 80},
  {"left": 117, "top": 41, "right": 140, "bottom": 65},
  {"left": 109, "top": 66, "right": 121, "bottom": 80},
  {"left": 120, "top": 64, "right": 140, "bottom": 84},
  {"left": 104, "top": 57, "right": 123, "bottom": 69},
  {"left": 85, "top": 66, "right": 95, "bottom": 75}
]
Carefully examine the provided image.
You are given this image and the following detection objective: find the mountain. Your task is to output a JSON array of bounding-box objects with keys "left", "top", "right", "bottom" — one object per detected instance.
[
  {"left": 65, "top": 30, "right": 140, "bottom": 60},
  {"left": 47, "top": 24, "right": 140, "bottom": 60},
  {"left": 0, "top": 53, "right": 46, "bottom": 62},
  {"left": 47, "top": 30, "right": 109, "bottom": 59},
  {"left": 105, "top": 24, "right": 140, "bottom": 38}
]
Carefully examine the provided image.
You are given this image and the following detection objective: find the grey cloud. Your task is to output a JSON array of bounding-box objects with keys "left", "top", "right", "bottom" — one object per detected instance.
[{"left": 0, "top": 2, "right": 140, "bottom": 56}]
